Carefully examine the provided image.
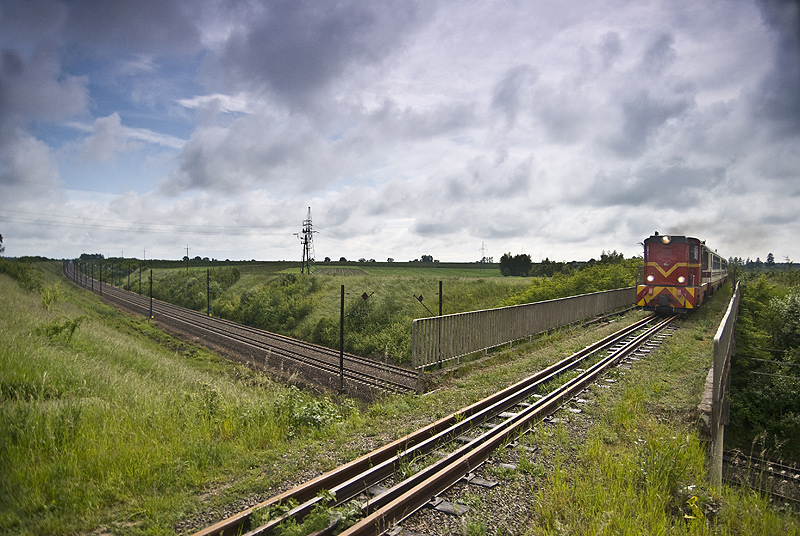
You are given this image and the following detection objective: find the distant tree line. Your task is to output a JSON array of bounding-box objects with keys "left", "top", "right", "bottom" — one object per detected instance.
[
  {"left": 729, "top": 253, "right": 794, "bottom": 270},
  {"left": 500, "top": 250, "right": 627, "bottom": 277}
]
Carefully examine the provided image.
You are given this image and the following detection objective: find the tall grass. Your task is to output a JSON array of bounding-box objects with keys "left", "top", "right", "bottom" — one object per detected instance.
[
  {"left": 0, "top": 269, "right": 360, "bottom": 535},
  {"left": 528, "top": 285, "right": 800, "bottom": 535}
]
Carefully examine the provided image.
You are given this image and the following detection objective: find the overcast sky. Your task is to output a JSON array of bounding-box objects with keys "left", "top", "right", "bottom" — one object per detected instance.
[{"left": 1, "top": 0, "right": 798, "bottom": 264}]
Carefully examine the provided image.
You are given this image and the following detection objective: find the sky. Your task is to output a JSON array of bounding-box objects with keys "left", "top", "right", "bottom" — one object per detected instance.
[{"left": 1, "top": 0, "right": 798, "bottom": 264}]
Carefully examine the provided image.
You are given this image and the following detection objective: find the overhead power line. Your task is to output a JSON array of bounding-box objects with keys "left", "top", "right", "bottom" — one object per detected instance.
[{"left": 0, "top": 209, "right": 295, "bottom": 235}]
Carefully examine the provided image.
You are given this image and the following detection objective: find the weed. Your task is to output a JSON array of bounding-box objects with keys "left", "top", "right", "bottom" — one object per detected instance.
[
  {"left": 250, "top": 498, "right": 300, "bottom": 528},
  {"left": 487, "top": 464, "right": 517, "bottom": 480},
  {"left": 41, "top": 282, "right": 66, "bottom": 310},
  {"left": 517, "top": 455, "right": 545, "bottom": 478},
  {"left": 461, "top": 516, "right": 489, "bottom": 536},
  {"left": 254, "top": 490, "right": 363, "bottom": 536},
  {"left": 35, "top": 315, "right": 87, "bottom": 344}
]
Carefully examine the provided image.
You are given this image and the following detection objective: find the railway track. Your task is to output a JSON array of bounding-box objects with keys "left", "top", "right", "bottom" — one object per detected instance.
[
  {"left": 723, "top": 450, "right": 800, "bottom": 506},
  {"left": 64, "top": 262, "right": 417, "bottom": 397},
  {"left": 189, "top": 313, "right": 677, "bottom": 536}
]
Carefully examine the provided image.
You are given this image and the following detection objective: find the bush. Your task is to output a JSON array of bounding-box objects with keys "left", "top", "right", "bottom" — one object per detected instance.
[
  {"left": 238, "top": 275, "right": 315, "bottom": 334},
  {"left": 729, "top": 273, "right": 800, "bottom": 462},
  {"left": 500, "top": 260, "right": 641, "bottom": 306},
  {"left": 151, "top": 267, "right": 240, "bottom": 312},
  {"left": 0, "top": 258, "right": 44, "bottom": 292},
  {"left": 41, "top": 283, "right": 66, "bottom": 310},
  {"left": 35, "top": 316, "right": 87, "bottom": 345}
]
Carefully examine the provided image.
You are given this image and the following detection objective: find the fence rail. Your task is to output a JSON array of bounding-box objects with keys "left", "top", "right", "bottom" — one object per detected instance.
[
  {"left": 411, "top": 287, "right": 636, "bottom": 369},
  {"left": 710, "top": 281, "right": 741, "bottom": 485}
]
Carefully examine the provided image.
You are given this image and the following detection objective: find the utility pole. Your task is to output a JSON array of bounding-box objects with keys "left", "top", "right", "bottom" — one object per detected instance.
[
  {"left": 185, "top": 245, "right": 190, "bottom": 272},
  {"left": 295, "top": 207, "right": 317, "bottom": 274}
]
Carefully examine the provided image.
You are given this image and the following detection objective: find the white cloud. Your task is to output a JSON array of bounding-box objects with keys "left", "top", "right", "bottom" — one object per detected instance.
[{"left": 0, "top": 0, "right": 798, "bottom": 264}]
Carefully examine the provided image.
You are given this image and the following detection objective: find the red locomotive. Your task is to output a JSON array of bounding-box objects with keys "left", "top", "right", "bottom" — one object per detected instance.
[{"left": 637, "top": 232, "right": 727, "bottom": 314}]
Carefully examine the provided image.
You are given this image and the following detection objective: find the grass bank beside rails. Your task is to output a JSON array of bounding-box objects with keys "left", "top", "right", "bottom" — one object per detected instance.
[
  {"left": 119, "top": 260, "right": 640, "bottom": 364},
  {"left": 0, "top": 266, "right": 362, "bottom": 535},
  {"left": 123, "top": 264, "right": 535, "bottom": 363},
  {"left": 3, "top": 263, "right": 797, "bottom": 534}
]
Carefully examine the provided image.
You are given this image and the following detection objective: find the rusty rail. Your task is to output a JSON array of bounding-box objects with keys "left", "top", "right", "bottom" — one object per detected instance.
[{"left": 190, "top": 315, "right": 670, "bottom": 536}]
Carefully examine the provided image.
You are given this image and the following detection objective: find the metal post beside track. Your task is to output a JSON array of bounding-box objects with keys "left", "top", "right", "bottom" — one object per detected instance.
[
  {"left": 339, "top": 285, "right": 345, "bottom": 394},
  {"left": 149, "top": 269, "right": 153, "bottom": 319}
]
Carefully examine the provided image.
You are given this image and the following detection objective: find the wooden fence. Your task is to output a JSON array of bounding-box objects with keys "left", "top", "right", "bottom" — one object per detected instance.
[{"left": 411, "top": 287, "right": 636, "bottom": 370}]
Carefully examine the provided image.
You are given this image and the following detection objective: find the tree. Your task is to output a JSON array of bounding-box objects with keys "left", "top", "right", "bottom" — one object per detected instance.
[
  {"left": 0, "top": 233, "right": 4, "bottom": 255},
  {"left": 599, "top": 250, "right": 625, "bottom": 264},
  {"left": 499, "top": 252, "right": 533, "bottom": 276},
  {"left": 766, "top": 253, "right": 775, "bottom": 266}
]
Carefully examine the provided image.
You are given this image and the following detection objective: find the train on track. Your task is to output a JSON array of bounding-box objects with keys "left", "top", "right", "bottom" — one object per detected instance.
[{"left": 637, "top": 232, "right": 727, "bottom": 314}]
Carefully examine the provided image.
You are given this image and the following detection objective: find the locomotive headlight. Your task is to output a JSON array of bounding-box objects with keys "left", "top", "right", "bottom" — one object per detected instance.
[
  {"left": 647, "top": 274, "right": 655, "bottom": 282},
  {"left": 661, "top": 235, "right": 671, "bottom": 244},
  {"left": 678, "top": 276, "right": 686, "bottom": 283}
]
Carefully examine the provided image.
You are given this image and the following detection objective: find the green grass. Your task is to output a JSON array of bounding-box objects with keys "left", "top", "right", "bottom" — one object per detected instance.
[
  {"left": 0, "top": 265, "right": 362, "bottom": 535},
  {"left": 3, "top": 265, "right": 797, "bottom": 535},
  {"left": 523, "top": 286, "right": 800, "bottom": 535},
  {"left": 124, "top": 263, "right": 534, "bottom": 363}
]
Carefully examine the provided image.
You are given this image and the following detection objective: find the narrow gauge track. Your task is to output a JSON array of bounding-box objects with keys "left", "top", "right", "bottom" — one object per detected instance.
[
  {"left": 64, "top": 263, "right": 417, "bottom": 397},
  {"left": 191, "top": 313, "right": 677, "bottom": 536}
]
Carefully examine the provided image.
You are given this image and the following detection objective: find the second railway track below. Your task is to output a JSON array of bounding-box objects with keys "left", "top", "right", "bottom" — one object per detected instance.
[{"left": 64, "top": 262, "right": 417, "bottom": 398}]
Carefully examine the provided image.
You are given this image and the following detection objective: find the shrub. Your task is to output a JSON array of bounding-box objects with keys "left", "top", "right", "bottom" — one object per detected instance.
[
  {"left": 35, "top": 316, "right": 87, "bottom": 344},
  {"left": 0, "top": 258, "right": 44, "bottom": 292},
  {"left": 41, "top": 282, "right": 66, "bottom": 310}
]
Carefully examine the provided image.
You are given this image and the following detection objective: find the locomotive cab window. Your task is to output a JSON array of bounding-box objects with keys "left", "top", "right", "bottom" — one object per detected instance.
[{"left": 690, "top": 245, "right": 699, "bottom": 263}]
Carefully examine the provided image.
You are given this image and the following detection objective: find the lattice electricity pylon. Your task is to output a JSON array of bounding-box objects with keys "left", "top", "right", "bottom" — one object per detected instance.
[{"left": 295, "top": 207, "right": 317, "bottom": 273}]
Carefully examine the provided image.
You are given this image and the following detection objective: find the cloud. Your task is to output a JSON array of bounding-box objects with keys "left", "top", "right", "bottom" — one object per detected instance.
[
  {"left": 0, "top": 129, "right": 60, "bottom": 188},
  {"left": 1, "top": 0, "right": 799, "bottom": 264},
  {"left": 492, "top": 65, "right": 537, "bottom": 128},
  {"left": 0, "top": 47, "right": 88, "bottom": 122},
  {"left": 749, "top": 0, "right": 800, "bottom": 136},
  {"left": 81, "top": 113, "right": 128, "bottom": 162},
  {"left": 63, "top": 0, "right": 202, "bottom": 54},
  {"left": 212, "top": 0, "right": 424, "bottom": 108}
]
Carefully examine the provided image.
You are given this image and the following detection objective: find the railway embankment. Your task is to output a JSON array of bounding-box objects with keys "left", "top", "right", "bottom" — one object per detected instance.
[{"left": 2, "top": 263, "right": 798, "bottom": 535}]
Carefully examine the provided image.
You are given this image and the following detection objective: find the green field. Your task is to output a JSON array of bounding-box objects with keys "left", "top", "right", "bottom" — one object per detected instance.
[
  {"left": 3, "top": 260, "right": 797, "bottom": 535},
  {"left": 107, "top": 259, "right": 641, "bottom": 364}
]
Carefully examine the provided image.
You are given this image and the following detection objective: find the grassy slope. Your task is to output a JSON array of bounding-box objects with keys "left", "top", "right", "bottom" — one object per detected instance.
[
  {"left": 0, "top": 266, "right": 361, "bottom": 535},
  {"left": 141, "top": 263, "right": 533, "bottom": 362},
  {"left": 1, "top": 265, "right": 797, "bottom": 535}
]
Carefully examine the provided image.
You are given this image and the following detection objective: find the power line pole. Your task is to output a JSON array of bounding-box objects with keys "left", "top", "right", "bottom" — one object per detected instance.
[
  {"left": 295, "top": 207, "right": 317, "bottom": 274},
  {"left": 185, "top": 245, "right": 190, "bottom": 272}
]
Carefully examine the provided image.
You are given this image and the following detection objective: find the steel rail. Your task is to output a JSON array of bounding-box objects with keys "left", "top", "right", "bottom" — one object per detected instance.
[
  {"left": 110, "top": 288, "right": 415, "bottom": 393},
  {"left": 338, "top": 315, "right": 677, "bottom": 536},
  {"left": 64, "top": 263, "right": 414, "bottom": 380},
  {"left": 192, "top": 315, "right": 664, "bottom": 536},
  {"left": 64, "top": 264, "right": 416, "bottom": 393},
  {"left": 102, "top": 278, "right": 414, "bottom": 379}
]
